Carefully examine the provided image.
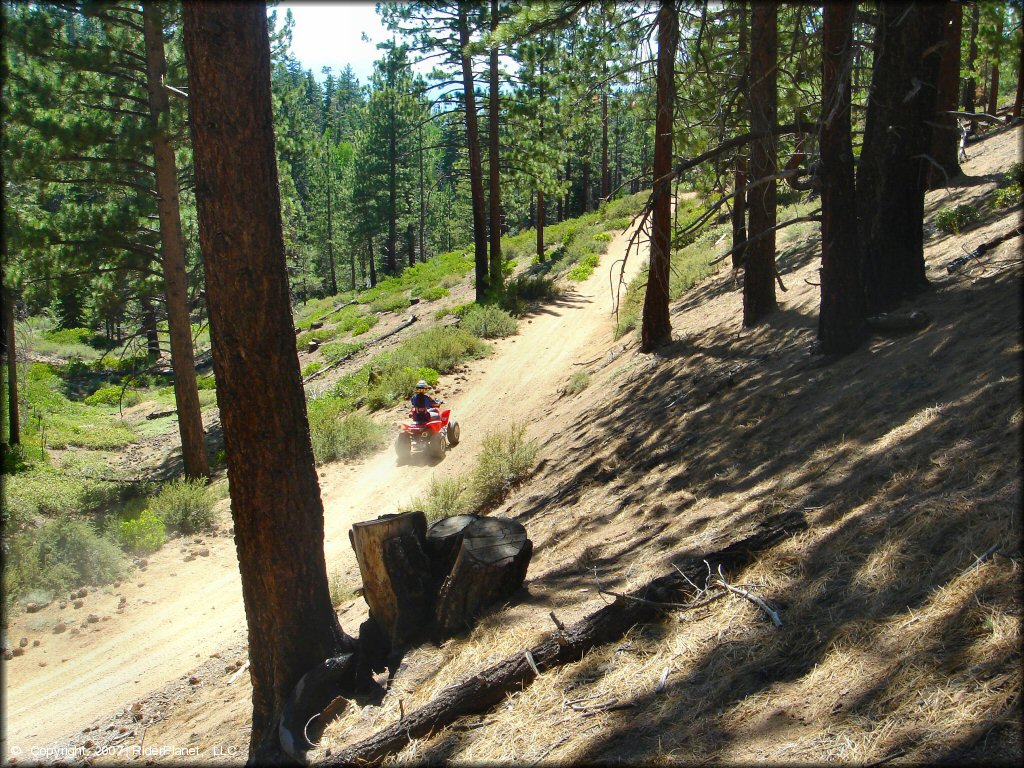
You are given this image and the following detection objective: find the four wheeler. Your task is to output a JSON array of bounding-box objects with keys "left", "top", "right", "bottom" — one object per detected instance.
[{"left": 395, "top": 405, "right": 460, "bottom": 460}]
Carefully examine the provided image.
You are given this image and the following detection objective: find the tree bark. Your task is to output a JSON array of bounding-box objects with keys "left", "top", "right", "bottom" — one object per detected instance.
[
  {"left": 143, "top": 2, "right": 209, "bottom": 479},
  {"left": 962, "top": 2, "right": 980, "bottom": 135},
  {"left": 368, "top": 237, "right": 377, "bottom": 287},
  {"left": 181, "top": 4, "right": 353, "bottom": 757},
  {"left": 326, "top": 174, "right": 337, "bottom": 294},
  {"left": 139, "top": 293, "right": 161, "bottom": 359},
  {"left": 323, "top": 509, "right": 807, "bottom": 767},
  {"left": 458, "top": 4, "right": 489, "bottom": 300},
  {"left": 387, "top": 104, "right": 398, "bottom": 275},
  {"left": 1015, "top": 36, "right": 1024, "bottom": 120},
  {"left": 3, "top": 285, "right": 19, "bottom": 446},
  {"left": 350, "top": 512, "right": 434, "bottom": 651},
  {"left": 731, "top": 1, "right": 748, "bottom": 272},
  {"left": 581, "top": 158, "right": 591, "bottom": 214},
  {"left": 928, "top": 1, "right": 964, "bottom": 188},
  {"left": 818, "top": 3, "right": 867, "bottom": 356},
  {"left": 435, "top": 516, "right": 532, "bottom": 635},
  {"left": 488, "top": 0, "right": 503, "bottom": 291},
  {"left": 418, "top": 123, "right": 427, "bottom": 264},
  {"left": 639, "top": 0, "right": 678, "bottom": 353},
  {"left": 424, "top": 514, "right": 479, "bottom": 590},
  {"left": 743, "top": 1, "right": 778, "bottom": 327},
  {"left": 601, "top": 80, "right": 610, "bottom": 202},
  {"left": 536, "top": 190, "right": 545, "bottom": 260},
  {"left": 987, "top": 15, "right": 1002, "bottom": 118},
  {"left": 857, "top": 2, "right": 945, "bottom": 314}
]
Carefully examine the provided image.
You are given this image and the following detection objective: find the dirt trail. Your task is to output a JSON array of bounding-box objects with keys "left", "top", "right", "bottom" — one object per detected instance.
[{"left": 2, "top": 218, "right": 650, "bottom": 752}]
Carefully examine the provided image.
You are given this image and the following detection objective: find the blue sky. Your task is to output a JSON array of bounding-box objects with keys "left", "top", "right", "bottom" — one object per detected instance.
[{"left": 272, "top": 2, "right": 394, "bottom": 85}]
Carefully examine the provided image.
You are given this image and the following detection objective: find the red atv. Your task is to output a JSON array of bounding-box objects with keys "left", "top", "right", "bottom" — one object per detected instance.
[{"left": 395, "top": 406, "right": 460, "bottom": 460}]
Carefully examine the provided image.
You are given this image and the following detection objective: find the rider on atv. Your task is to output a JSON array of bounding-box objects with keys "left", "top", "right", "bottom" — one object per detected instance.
[{"left": 410, "top": 380, "right": 441, "bottom": 423}]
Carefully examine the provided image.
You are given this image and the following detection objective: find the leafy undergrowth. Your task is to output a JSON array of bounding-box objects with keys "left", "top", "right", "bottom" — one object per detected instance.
[{"left": 313, "top": 127, "right": 1022, "bottom": 766}]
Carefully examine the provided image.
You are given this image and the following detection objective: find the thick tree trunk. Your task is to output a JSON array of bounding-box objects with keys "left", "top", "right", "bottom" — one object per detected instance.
[
  {"left": 458, "top": 5, "right": 489, "bottom": 300},
  {"left": 818, "top": 3, "right": 867, "bottom": 356},
  {"left": 3, "top": 285, "right": 19, "bottom": 446},
  {"left": 962, "top": 3, "right": 980, "bottom": 135},
  {"left": 143, "top": 2, "right": 209, "bottom": 479},
  {"left": 1015, "top": 42, "right": 1024, "bottom": 120},
  {"left": 731, "top": 1, "right": 748, "bottom": 272},
  {"left": 640, "top": 0, "right": 678, "bottom": 352},
  {"left": 743, "top": 1, "right": 778, "bottom": 327},
  {"left": 181, "top": 4, "right": 353, "bottom": 758},
  {"left": 387, "top": 113, "right": 398, "bottom": 275},
  {"left": 857, "top": 2, "right": 945, "bottom": 314},
  {"left": 435, "top": 516, "right": 532, "bottom": 635},
  {"left": 488, "top": 0, "right": 503, "bottom": 291},
  {"left": 350, "top": 512, "right": 434, "bottom": 651},
  {"left": 324, "top": 510, "right": 807, "bottom": 767},
  {"left": 928, "top": 1, "right": 964, "bottom": 188}
]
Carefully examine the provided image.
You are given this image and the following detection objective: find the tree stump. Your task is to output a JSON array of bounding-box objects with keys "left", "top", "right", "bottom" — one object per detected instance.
[
  {"left": 424, "top": 514, "right": 479, "bottom": 589},
  {"left": 349, "top": 512, "right": 433, "bottom": 651},
  {"left": 435, "top": 516, "right": 532, "bottom": 634}
]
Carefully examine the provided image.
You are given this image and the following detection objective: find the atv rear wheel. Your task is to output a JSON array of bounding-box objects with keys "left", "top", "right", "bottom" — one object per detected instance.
[
  {"left": 429, "top": 432, "right": 446, "bottom": 459},
  {"left": 395, "top": 433, "right": 412, "bottom": 460},
  {"left": 447, "top": 421, "right": 461, "bottom": 447}
]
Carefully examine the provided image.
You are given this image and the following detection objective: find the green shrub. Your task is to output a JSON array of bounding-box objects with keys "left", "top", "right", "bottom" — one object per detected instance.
[
  {"left": 500, "top": 274, "right": 560, "bottom": 315},
  {"left": 602, "top": 215, "right": 632, "bottom": 232},
  {"left": 369, "top": 292, "right": 411, "bottom": 313},
  {"left": 366, "top": 365, "right": 439, "bottom": 410},
  {"left": 440, "top": 274, "right": 463, "bottom": 289},
  {"left": 350, "top": 316, "right": 376, "bottom": 336},
  {"left": 416, "top": 475, "right": 473, "bottom": 523},
  {"left": 993, "top": 184, "right": 1022, "bottom": 209},
  {"left": 1006, "top": 162, "right": 1024, "bottom": 185},
  {"left": 301, "top": 361, "right": 323, "bottom": 378},
  {"left": 565, "top": 371, "right": 591, "bottom": 395},
  {"left": 4, "top": 517, "right": 128, "bottom": 601},
  {"left": 196, "top": 374, "right": 216, "bottom": 390},
  {"left": 308, "top": 399, "right": 389, "bottom": 464},
  {"left": 567, "top": 253, "right": 601, "bottom": 282},
  {"left": 151, "top": 478, "right": 215, "bottom": 534},
  {"left": 114, "top": 508, "right": 167, "bottom": 555},
  {"left": 461, "top": 305, "right": 518, "bottom": 338},
  {"left": 321, "top": 341, "right": 363, "bottom": 363},
  {"left": 935, "top": 204, "right": 980, "bottom": 234},
  {"left": 594, "top": 231, "right": 614, "bottom": 243},
  {"left": 470, "top": 423, "right": 538, "bottom": 507},
  {"left": 296, "top": 327, "right": 340, "bottom": 349},
  {"left": 43, "top": 327, "right": 99, "bottom": 348},
  {"left": 414, "top": 285, "right": 450, "bottom": 302},
  {"left": 85, "top": 384, "right": 143, "bottom": 408}
]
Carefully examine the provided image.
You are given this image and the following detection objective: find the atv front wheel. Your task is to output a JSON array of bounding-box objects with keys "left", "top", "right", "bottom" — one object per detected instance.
[
  {"left": 447, "top": 421, "right": 461, "bottom": 447},
  {"left": 429, "top": 432, "right": 446, "bottom": 458},
  {"left": 395, "top": 433, "right": 412, "bottom": 460}
]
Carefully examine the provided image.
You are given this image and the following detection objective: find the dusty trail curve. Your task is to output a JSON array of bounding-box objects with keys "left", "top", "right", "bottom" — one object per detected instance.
[{"left": 3, "top": 218, "right": 649, "bottom": 752}]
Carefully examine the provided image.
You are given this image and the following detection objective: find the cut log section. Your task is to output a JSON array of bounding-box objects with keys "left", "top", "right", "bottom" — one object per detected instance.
[
  {"left": 349, "top": 512, "right": 433, "bottom": 650},
  {"left": 435, "top": 516, "right": 533, "bottom": 634},
  {"left": 424, "top": 514, "right": 480, "bottom": 589}
]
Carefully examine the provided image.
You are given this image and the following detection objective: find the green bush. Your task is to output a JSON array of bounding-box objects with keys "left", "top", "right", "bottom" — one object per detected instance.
[
  {"left": 565, "top": 371, "right": 591, "bottom": 395},
  {"left": 4, "top": 517, "right": 128, "bottom": 601},
  {"left": 296, "top": 327, "right": 341, "bottom": 349},
  {"left": 43, "top": 327, "right": 98, "bottom": 347},
  {"left": 470, "top": 423, "right": 538, "bottom": 507},
  {"left": 321, "top": 341, "right": 363, "bottom": 363},
  {"left": 84, "top": 384, "right": 143, "bottom": 408},
  {"left": 308, "top": 399, "right": 389, "bottom": 464},
  {"left": 366, "top": 365, "right": 439, "bottom": 410},
  {"left": 935, "top": 204, "right": 980, "bottom": 234},
  {"left": 440, "top": 274, "right": 463, "bottom": 289},
  {"left": 414, "top": 285, "right": 450, "bottom": 302},
  {"left": 196, "top": 374, "right": 216, "bottom": 390},
  {"left": 301, "top": 361, "right": 323, "bottom": 378},
  {"left": 1006, "top": 162, "right": 1024, "bottom": 185},
  {"left": 567, "top": 253, "right": 601, "bottom": 282},
  {"left": 370, "top": 292, "right": 412, "bottom": 313},
  {"left": 993, "top": 184, "right": 1022, "bottom": 209},
  {"left": 350, "top": 316, "right": 377, "bottom": 336},
  {"left": 461, "top": 305, "right": 518, "bottom": 338},
  {"left": 151, "top": 478, "right": 215, "bottom": 534},
  {"left": 500, "top": 274, "right": 560, "bottom": 315},
  {"left": 114, "top": 508, "right": 167, "bottom": 555},
  {"left": 416, "top": 476, "right": 473, "bottom": 523},
  {"left": 602, "top": 216, "right": 632, "bottom": 232}
]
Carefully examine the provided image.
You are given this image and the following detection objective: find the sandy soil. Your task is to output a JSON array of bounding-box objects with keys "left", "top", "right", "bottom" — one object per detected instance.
[{"left": 1, "top": 206, "right": 650, "bottom": 758}]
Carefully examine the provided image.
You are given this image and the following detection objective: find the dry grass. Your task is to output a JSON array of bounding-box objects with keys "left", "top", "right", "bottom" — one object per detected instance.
[{"left": 318, "top": 128, "right": 1023, "bottom": 766}]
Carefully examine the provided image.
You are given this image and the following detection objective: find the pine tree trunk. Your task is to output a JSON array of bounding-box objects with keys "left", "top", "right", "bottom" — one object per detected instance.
[
  {"left": 732, "top": 1, "right": 748, "bottom": 272},
  {"left": 418, "top": 123, "right": 427, "bottom": 264},
  {"left": 1015, "top": 43, "right": 1024, "bottom": 120},
  {"left": 536, "top": 189, "right": 545, "bottom": 260},
  {"left": 182, "top": 3, "right": 354, "bottom": 758},
  {"left": 987, "top": 16, "right": 1002, "bottom": 117},
  {"left": 743, "top": 1, "right": 778, "bottom": 327},
  {"left": 962, "top": 3, "right": 980, "bottom": 135},
  {"left": 139, "top": 293, "right": 161, "bottom": 358},
  {"left": 143, "top": 1, "right": 208, "bottom": 479},
  {"left": 818, "top": 3, "right": 867, "bottom": 356},
  {"left": 387, "top": 111, "right": 398, "bottom": 275},
  {"left": 3, "top": 285, "right": 19, "bottom": 446},
  {"left": 928, "top": 1, "right": 963, "bottom": 188},
  {"left": 640, "top": 0, "right": 678, "bottom": 353},
  {"left": 488, "top": 0, "right": 503, "bottom": 291},
  {"left": 458, "top": 4, "right": 489, "bottom": 301},
  {"left": 581, "top": 159, "right": 591, "bottom": 214},
  {"left": 601, "top": 83, "right": 610, "bottom": 202},
  {"left": 858, "top": 2, "right": 945, "bottom": 314},
  {"left": 368, "top": 237, "right": 377, "bottom": 287},
  {"left": 326, "top": 180, "right": 337, "bottom": 295}
]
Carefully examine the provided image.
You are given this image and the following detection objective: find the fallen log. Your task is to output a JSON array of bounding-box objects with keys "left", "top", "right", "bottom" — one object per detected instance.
[
  {"left": 435, "top": 517, "right": 533, "bottom": 634},
  {"left": 322, "top": 510, "right": 807, "bottom": 766},
  {"left": 302, "top": 314, "right": 418, "bottom": 384},
  {"left": 946, "top": 226, "right": 1022, "bottom": 274}
]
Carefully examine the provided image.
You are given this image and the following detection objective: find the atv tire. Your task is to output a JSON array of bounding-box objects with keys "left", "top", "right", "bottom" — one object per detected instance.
[
  {"left": 429, "top": 432, "right": 446, "bottom": 459},
  {"left": 395, "top": 433, "right": 412, "bottom": 460},
  {"left": 447, "top": 421, "right": 461, "bottom": 447}
]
